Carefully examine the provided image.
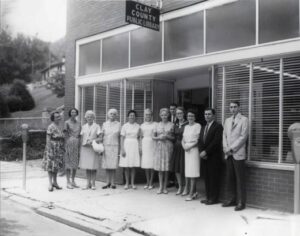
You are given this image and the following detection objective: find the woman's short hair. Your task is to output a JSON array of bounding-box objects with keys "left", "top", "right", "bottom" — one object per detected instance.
[
  {"left": 107, "top": 108, "right": 118, "bottom": 117},
  {"left": 84, "top": 110, "right": 95, "bottom": 119},
  {"left": 176, "top": 106, "right": 185, "bottom": 113},
  {"left": 50, "top": 111, "right": 60, "bottom": 121},
  {"left": 186, "top": 109, "right": 197, "bottom": 117},
  {"left": 159, "top": 108, "right": 169, "bottom": 116},
  {"left": 127, "top": 109, "right": 137, "bottom": 117},
  {"left": 68, "top": 108, "right": 79, "bottom": 117},
  {"left": 144, "top": 108, "right": 152, "bottom": 115}
]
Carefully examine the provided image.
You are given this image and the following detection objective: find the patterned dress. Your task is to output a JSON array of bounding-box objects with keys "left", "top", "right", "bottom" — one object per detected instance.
[
  {"left": 141, "top": 122, "right": 157, "bottom": 169},
  {"left": 119, "top": 122, "right": 141, "bottom": 168},
  {"left": 64, "top": 119, "right": 81, "bottom": 169},
  {"left": 102, "top": 120, "right": 121, "bottom": 169},
  {"left": 79, "top": 122, "right": 102, "bottom": 170},
  {"left": 183, "top": 123, "right": 201, "bottom": 178},
  {"left": 173, "top": 121, "right": 188, "bottom": 175},
  {"left": 43, "top": 123, "right": 65, "bottom": 172},
  {"left": 154, "top": 121, "right": 174, "bottom": 172}
]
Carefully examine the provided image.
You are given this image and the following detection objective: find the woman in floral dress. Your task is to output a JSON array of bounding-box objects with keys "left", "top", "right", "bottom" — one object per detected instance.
[
  {"left": 43, "top": 111, "right": 65, "bottom": 192},
  {"left": 64, "top": 108, "right": 81, "bottom": 189},
  {"left": 102, "top": 108, "right": 121, "bottom": 189},
  {"left": 153, "top": 108, "right": 174, "bottom": 194}
]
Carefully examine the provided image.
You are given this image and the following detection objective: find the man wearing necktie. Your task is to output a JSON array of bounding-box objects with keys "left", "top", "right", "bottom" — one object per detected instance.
[
  {"left": 199, "top": 108, "right": 223, "bottom": 205},
  {"left": 222, "top": 101, "right": 249, "bottom": 211}
]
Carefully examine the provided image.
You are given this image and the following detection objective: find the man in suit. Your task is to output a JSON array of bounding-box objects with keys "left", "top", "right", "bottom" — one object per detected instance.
[
  {"left": 199, "top": 108, "right": 223, "bottom": 205},
  {"left": 169, "top": 103, "right": 178, "bottom": 124},
  {"left": 222, "top": 101, "right": 249, "bottom": 211}
]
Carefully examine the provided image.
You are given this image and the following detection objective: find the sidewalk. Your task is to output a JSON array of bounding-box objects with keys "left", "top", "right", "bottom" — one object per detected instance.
[{"left": 1, "top": 161, "right": 300, "bottom": 236}]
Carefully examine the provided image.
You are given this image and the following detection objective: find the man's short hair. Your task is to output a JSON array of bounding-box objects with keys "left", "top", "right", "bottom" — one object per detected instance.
[
  {"left": 205, "top": 107, "right": 216, "bottom": 115},
  {"left": 170, "top": 103, "right": 177, "bottom": 108},
  {"left": 230, "top": 100, "right": 240, "bottom": 107}
]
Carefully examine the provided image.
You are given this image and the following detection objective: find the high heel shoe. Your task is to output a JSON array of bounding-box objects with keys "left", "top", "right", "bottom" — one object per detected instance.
[
  {"left": 48, "top": 186, "right": 53, "bottom": 192},
  {"left": 176, "top": 188, "right": 183, "bottom": 195},
  {"left": 102, "top": 184, "right": 111, "bottom": 189},
  {"left": 52, "top": 184, "right": 62, "bottom": 190}
]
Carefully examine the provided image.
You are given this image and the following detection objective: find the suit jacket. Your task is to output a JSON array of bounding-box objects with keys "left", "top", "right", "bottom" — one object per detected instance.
[
  {"left": 223, "top": 113, "right": 249, "bottom": 160},
  {"left": 198, "top": 121, "right": 223, "bottom": 160}
]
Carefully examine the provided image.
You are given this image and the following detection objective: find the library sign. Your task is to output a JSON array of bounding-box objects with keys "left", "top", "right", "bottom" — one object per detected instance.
[{"left": 126, "top": 0, "right": 160, "bottom": 31}]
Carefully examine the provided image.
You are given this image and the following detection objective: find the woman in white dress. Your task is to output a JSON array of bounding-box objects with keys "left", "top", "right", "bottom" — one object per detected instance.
[
  {"left": 182, "top": 110, "right": 201, "bottom": 201},
  {"left": 119, "top": 110, "right": 141, "bottom": 189},
  {"left": 140, "top": 109, "right": 156, "bottom": 189},
  {"left": 153, "top": 108, "right": 174, "bottom": 194},
  {"left": 79, "top": 110, "right": 102, "bottom": 190},
  {"left": 102, "top": 108, "right": 121, "bottom": 189}
]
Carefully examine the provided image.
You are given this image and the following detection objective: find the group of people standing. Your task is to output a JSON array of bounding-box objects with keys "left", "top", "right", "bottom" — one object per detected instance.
[{"left": 42, "top": 100, "right": 248, "bottom": 211}]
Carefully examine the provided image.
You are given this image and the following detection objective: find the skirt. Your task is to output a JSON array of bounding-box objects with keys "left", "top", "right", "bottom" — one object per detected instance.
[
  {"left": 173, "top": 140, "right": 185, "bottom": 175},
  {"left": 102, "top": 144, "right": 119, "bottom": 169},
  {"left": 154, "top": 140, "right": 173, "bottom": 172},
  {"left": 79, "top": 145, "right": 100, "bottom": 170},
  {"left": 119, "top": 138, "right": 140, "bottom": 168},
  {"left": 64, "top": 137, "right": 79, "bottom": 169},
  {"left": 141, "top": 137, "right": 155, "bottom": 169},
  {"left": 185, "top": 147, "right": 200, "bottom": 178}
]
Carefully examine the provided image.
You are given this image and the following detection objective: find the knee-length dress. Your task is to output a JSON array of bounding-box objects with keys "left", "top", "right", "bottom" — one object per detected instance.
[
  {"left": 79, "top": 122, "right": 101, "bottom": 170},
  {"left": 64, "top": 119, "right": 81, "bottom": 169},
  {"left": 154, "top": 122, "right": 174, "bottom": 172},
  {"left": 43, "top": 123, "right": 65, "bottom": 172},
  {"left": 173, "top": 121, "right": 188, "bottom": 175},
  {"left": 102, "top": 120, "right": 121, "bottom": 169},
  {"left": 141, "top": 122, "right": 157, "bottom": 169},
  {"left": 182, "top": 123, "right": 201, "bottom": 178},
  {"left": 119, "top": 122, "right": 140, "bottom": 168}
]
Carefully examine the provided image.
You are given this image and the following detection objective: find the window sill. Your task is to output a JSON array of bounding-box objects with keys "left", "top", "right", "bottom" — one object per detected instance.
[{"left": 246, "top": 161, "right": 295, "bottom": 171}]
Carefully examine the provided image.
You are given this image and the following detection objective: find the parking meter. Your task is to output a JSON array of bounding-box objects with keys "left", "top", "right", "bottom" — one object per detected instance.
[
  {"left": 21, "top": 123, "right": 29, "bottom": 191},
  {"left": 288, "top": 123, "right": 300, "bottom": 214}
]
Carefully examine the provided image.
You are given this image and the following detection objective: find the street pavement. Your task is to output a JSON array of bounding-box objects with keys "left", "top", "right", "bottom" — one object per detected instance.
[{"left": 1, "top": 160, "right": 300, "bottom": 236}]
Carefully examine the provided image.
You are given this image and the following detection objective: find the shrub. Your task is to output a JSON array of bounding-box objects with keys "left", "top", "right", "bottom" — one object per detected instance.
[
  {"left": 6, "top": 95, "right": 22, "bottom": 112},
  {"left": 9, "top": 79, "right": 35, "bottom": 111},
  {"left": 0, "top": 92, "right": 10, "bottom": 118}
]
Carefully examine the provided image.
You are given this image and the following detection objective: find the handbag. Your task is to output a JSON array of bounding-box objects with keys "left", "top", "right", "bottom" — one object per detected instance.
[{"left": 92, "top": 140, "right": 104, "bottom": 154}]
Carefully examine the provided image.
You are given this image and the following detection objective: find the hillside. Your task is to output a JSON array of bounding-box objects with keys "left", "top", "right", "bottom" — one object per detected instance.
[{"left": 11, "top": 85, "right": 64, "bottom": 118}]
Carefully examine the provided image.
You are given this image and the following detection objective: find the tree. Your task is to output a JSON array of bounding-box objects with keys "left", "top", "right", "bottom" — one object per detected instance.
[{"left": 0, "top": 92, "right": 10, "bottom": 118}]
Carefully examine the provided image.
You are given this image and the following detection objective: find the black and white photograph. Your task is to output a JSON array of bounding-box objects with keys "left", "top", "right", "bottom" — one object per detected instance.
[{"left": 1, "top": 0, "right": 300, "bottom": 235}]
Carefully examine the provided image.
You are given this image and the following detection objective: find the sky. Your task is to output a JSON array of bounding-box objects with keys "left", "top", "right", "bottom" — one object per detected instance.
[{"left": 2, "top": 0, "right": 66, "bottom": 42}]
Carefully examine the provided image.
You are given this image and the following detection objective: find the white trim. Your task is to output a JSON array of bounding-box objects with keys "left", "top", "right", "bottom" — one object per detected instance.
[
  {"left": 124, "top": 79, "right": 127, "bottom": 124},
  {"left": 161, "top": 21, "right": 165, "bottom": 62},
  {"left": 221, "top": 66, "right": 226, "bottom": 125},
  {"left": 75, "top": 82, "right": 80, "bottom": 110},
  {"left": 132, "top": 83, "right": 135, "bottom": 109},
  {"left": 100, "top": 40, "right": 103, "bottom": 72},
  {"left": 279, "top": 58, "right": 283, "bottom": 163},
  {"left": 76, "top": 38, "right": 300, "bottom": 86},
  {"left": 211, "top": 65, "right": 215, "bottom": 108},
  {"left": 93, "top": 85, "right": 96, "bottom": 112},
  {"left": 106, "top": 84, "right": 109, "bottom": 120},
  {"left": 75, "top": 43, "right": 80, "bottom": 77},
  {"left": 246, "top": 161, "right": 295, "bottom": 171},
  {"left": 255, "top": 0, "right": 259, "bottom": 45},
  {"left": 248, "top": 62, "right": 253, "bottom": 161},
  {"left": 203, "top": 9, "right": 207, "bottom": 54},
  {"left": 161, "top": 0, "right": 238, "bottom": 21}
]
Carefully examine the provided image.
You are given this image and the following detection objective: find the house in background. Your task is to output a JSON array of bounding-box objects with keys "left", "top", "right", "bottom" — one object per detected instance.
[{"left": 40, "top": 57, "right": 65, "bottom": 85}]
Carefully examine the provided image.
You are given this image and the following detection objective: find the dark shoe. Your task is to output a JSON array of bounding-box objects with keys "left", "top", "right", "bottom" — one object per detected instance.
[
  {"left": 48, "top": 186, "right": 53, "bottom": 192},
  {"left": 234, "top": 204, "right": 245, "bottom": 211},
  {"left": 201, "top": 199, "right": 208, "bottom": 204},
  {"left": 222, "top": 201, "right": 236, "bottom": 207},
  {"left": 102, "top": 184, "right": 111, "bottom": 189},
  {"left": 111, "top": 185, "right": 116, "bottom": 189},
  {"left": 206, "top": 200, "right": 219, "bottom": 205},
  {"left": 52, "top": 184, "right": 62, "bottom": 190}
]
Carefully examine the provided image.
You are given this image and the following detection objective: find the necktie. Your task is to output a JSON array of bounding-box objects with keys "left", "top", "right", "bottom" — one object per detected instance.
[
  {"left": 231, "top": 116, "right": 235, "bottom": 130},
  {"left": 204, "top": 124, "right": 209, "bottom": 142}
]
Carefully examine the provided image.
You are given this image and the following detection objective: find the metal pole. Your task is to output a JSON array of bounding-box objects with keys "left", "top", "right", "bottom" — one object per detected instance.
[
  {"left": 21, "top": 124, "right": 29, "bottom": 191},
  {"left": 295, "top": 163, "right": 300, "bottom": 214}
]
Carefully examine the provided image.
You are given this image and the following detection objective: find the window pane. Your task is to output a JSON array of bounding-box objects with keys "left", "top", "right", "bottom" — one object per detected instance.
[
  {"left": 82, "top": 86, "right": 94, "bottom": 122},
  {"left": 251, "top": 59, "right": 280, "bottom": 162},
  {"left": 164, "top": 12, "right": 203, "bottom": 60},
  {"left": 131, "top": 27, "right": 162, "bottom": 67},
  {"left": 95, "top": 84, "right": 106, "bottom": 125},
  {"left": 259, "top": 0, "right": 299, "bottom": 43},
  {"left": 102, "top": 33, "right": 129, "bottom": 72},
  {"left": 79, "top": 41, "right": 100, "bottom": 76},
  {"left": 283, "top": 56, "right": 300, "bottom": 163},
  {"left": 207, "top": 0, "right": 255, "bottom": 52}
]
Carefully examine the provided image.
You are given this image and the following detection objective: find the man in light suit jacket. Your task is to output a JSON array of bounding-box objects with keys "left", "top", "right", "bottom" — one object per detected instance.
[
  {"left": 222, "top": 101, "right": 249, "bottom": 211},
  {"left": 199, "top": 108, "right": 223, "bottom": 205}
]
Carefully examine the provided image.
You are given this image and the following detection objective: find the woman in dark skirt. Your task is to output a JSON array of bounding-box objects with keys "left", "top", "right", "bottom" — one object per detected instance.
[{"left": 173, "top": 107, "right": 188, "bottom": 195}]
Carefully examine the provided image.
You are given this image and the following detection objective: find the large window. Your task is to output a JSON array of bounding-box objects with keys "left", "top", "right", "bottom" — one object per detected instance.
[
  {"left": 79, "top": 41, "right": 100, "bottom": 76},
  {"left": 216, "top": 55, "right": 300, "bottom": 164},
  {"left": 102, "top": 33, "right": 129, "bottom": 72},
  {"left": 164, "top": 12, "right": 203, "bottom": 60},
  {"left": 206, "top": 0, "right": 256, "bottom": 52},
  {"left": 131, "top": 27, "right": 162, "bottom": 67},
  {"left": 79, "top": 80, "right": 152, "bottom": 125},
  {"left": 259, "top": 0, "right": 299, "bottom": 43}
]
